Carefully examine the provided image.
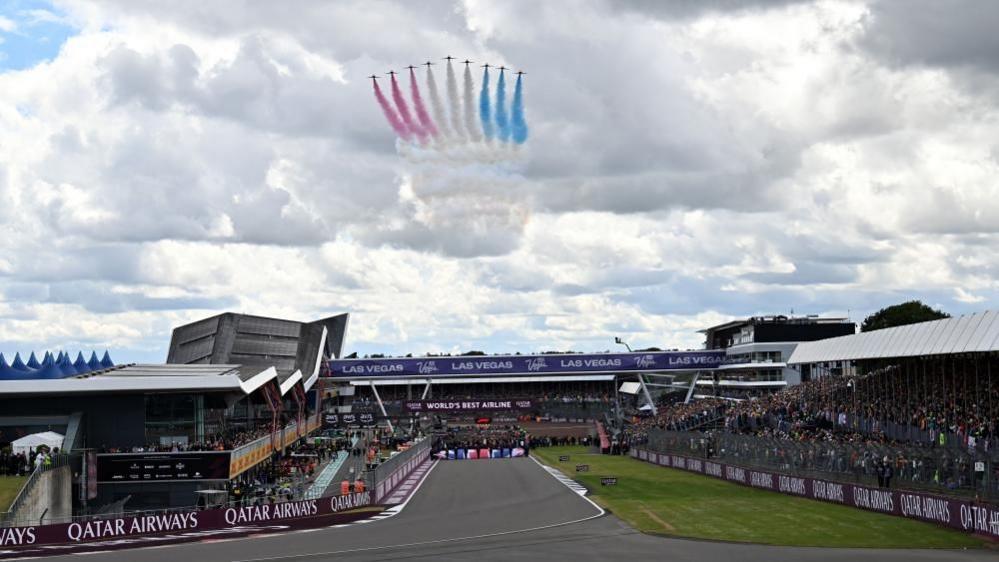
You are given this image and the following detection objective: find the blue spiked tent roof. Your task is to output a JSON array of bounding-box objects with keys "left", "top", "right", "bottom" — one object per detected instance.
[
  {"left": 87, "top": 351, "right": 101, "bottom": 372},
  {"left": 10, "top": 353, "right": 29, "bottom": 372},
  {"left": 1, "top": 354, "right": 35, "bottom": 380},
  {"left": 57, "top": 353, "right": 79, "bottom": 377},
  {"left": 73, "top": 352, "right": 90, "bottom": 374},
  {"left": 33, "top": 354, "right": 65, "bottom": 380},
  {"left": 0, "top": 350, "right": 113, "bottom": 380},
  {"left": 0, "top": 354, "right": 18, "bottom": 380}
]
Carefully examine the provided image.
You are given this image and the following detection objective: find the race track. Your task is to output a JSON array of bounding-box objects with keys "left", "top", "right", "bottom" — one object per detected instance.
[{"left": 22, "top": 458, "right": 997, "bottom": 561}]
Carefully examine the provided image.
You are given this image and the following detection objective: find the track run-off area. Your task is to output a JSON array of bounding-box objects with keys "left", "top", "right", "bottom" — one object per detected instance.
[{"left": 10, "top": 455, "right": 998, "bottom": 562}]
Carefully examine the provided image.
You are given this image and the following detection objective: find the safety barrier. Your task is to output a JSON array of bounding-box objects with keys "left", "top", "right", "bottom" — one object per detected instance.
[
  {"left": 630, "top": 447, "right": 999, "bottom": 541},
  {"left": 371, "top": 438, "right": 430, "bottom": 503},
  {"left": 0, "top": 491, "right": 381, "bottom": 552}
]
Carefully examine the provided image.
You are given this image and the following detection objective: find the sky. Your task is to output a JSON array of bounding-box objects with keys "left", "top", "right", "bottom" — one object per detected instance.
[{"left": 1, "top": 0, "right": 998, "bottom": 363}]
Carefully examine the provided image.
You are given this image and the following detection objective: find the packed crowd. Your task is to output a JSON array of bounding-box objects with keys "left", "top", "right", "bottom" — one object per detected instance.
[
  {"left": 0, "top": 447, "right": 59, "bottom": 476},
  {"left": 433, "top": 424, "right": 531, "bottom": 451},
  {"left": 623, "top": 397, "right": 729, "bottom": 445},
  {"left": 530, "top": 435, "right": 595, "bottom": 448},
  {"left": 628, "top": 366, "right": 998, "bottom": 454},
  {"left": 724, "top": 376, "right": 850, "bottom": 439}
]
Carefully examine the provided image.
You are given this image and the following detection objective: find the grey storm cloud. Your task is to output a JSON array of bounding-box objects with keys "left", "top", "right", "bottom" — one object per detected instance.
[
  {"left": 617, "top": 0, "right": 811, "bottom": 20},
  {"left": 857, "top": 1, "right": 999, "bottom": 73}
]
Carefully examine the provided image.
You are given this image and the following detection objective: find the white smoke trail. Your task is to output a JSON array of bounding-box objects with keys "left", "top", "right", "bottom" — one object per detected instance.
[
  {"left": 462, "top": 64, "right": 482, "bottom": 143},
  {"left": 445, "top": 61, "right": 465, "bottom": 141},
  {"left": 426, "top": 66, "right": 450, "bottom": 143}
]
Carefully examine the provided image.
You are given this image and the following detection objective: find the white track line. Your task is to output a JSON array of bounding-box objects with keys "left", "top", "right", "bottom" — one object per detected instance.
[{"left": 232, "top": 457, "right": 605, "bottom": 562}]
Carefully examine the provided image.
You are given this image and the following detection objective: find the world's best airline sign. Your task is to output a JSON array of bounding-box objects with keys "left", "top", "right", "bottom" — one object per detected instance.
[{"left": 326, "top": 351, "right": 726, "bottom": 378}]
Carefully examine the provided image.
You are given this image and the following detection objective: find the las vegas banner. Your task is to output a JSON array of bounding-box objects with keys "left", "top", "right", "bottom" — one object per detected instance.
[{"left": 328, "top": 351, "right": 726, "bottom": 378}]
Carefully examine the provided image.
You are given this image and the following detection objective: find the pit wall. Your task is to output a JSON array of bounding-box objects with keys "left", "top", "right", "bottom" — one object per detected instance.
[{"left": 630, "top": 448, "right": 999, "bottom": 541}]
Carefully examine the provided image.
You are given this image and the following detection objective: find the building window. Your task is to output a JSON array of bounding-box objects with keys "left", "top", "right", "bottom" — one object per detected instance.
[{"left": 145, "top": 394, "right": 198, "bottom": 446}]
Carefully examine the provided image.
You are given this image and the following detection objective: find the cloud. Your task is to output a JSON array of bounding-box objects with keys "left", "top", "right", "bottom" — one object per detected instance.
[
  {"left": 857, "top": 1, "right": 999, "bottom": 73},
  {"left": 617, "top": 0, "right": 811, "bottom": 21}
]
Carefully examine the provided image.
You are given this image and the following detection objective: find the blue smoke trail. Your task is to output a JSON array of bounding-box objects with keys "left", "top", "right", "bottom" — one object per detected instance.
[
  {"left": 494, "top": 69, "right": 510, "bottom": 142},
  {"left": 479, "top": 67, "right": 494, "bottom": 140},
  {"left": 511, "top": 73, "right": 528, "bottom": 144}
]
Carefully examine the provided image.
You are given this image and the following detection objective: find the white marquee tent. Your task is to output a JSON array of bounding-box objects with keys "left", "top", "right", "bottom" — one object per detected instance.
[{"left": 11, "top": 431, "right": 64, "bottom": 456}]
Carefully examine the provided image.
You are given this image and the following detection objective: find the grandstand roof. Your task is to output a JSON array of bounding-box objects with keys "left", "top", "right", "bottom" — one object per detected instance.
[
  {"left": 0, "top": 363, "right": 276, "bottom": 396},
  {"left": 787, "top": 310, "right": 999, "bottom": 364}
]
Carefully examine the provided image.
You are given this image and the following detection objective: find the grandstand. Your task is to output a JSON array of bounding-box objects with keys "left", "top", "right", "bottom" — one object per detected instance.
[
  {"left": 632, "top": 311, "right": 999, "bottom": 501},
  {"left": 0, "top": 312, "right": 352, "bottom": 527}
]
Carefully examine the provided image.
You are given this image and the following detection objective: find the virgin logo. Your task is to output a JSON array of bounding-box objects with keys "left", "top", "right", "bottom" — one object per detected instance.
[
  {"left": 635, "top": 355, "right": 656, "bottom": 369},
  {"left": 525, "top": 358, "right": 547, "bottom": 372}
]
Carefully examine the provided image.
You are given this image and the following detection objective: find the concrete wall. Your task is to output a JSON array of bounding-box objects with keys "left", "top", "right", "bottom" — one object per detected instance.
[{"left": 9, "top": 465, "right": 73, "bottom": 525}]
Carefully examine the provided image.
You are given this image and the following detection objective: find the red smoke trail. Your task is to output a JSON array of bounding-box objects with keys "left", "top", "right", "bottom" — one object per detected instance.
[
  {"left": 373, "top": 80, "right": 411, "bottom": 140},
  {"left": 409, "top": 67, "right": 438, "bottom": 138},
  {"left": 390, "top": 73, "right": 426, "bottom": 140}
]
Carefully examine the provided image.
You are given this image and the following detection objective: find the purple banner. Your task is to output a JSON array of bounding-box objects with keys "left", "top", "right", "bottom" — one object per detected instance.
[
  {"left": 404, "top": 399, "right": 533, "bottom": 412},
  {"left": 327, "top": 351, "right": 726, "bottom": 378},
  {"left": 0, "top": 492, "right": 377, "bottom": 553},
  {"left": 632, "top": 449, "right": 999, "bottom": 540}
]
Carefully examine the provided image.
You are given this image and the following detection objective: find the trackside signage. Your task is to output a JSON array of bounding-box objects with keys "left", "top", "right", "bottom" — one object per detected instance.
[
  {"left": 327, "top": 351, "right": 726, "bottom": 378},
  {"left": 631, "top": 449, "right": 999, "bottom": 540},
  {"left": 404, "top": 399, "right": 532, "bottom": 412},
  {"left": 0, "top": 492, "right": 374, "bottom": 550}
]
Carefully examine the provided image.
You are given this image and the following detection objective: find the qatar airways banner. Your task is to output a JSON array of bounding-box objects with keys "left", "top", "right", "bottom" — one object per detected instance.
[
  {"left": 631, "top": 449, "right": 999, "bottom": 540},
  {"left": 0, "top": 492, "right": 376, "bottom": 553},
  {"left": 327, "top": 351, "right": 726, "bottom": 378}
]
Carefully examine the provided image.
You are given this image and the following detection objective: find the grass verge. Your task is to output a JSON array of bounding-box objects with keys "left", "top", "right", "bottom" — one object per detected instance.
[
  {"left": 533, "top": 446, "right": 985, "bottom": 548},
  {"left": 0, "top": 476, "right": 28, "bottom": 512}
]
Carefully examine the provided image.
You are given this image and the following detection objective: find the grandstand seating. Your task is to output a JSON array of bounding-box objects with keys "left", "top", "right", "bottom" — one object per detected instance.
[{"left": 627, "top": 358, "right": 999, "bottom": 500}]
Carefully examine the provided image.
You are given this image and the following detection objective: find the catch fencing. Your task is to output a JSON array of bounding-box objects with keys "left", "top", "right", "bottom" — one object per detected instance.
[
  {"left": 647, "top": 429, "right": 999, "bottom": 501},
  {"left": 368, "top": 438, "right": 431, "bottom": 503}
]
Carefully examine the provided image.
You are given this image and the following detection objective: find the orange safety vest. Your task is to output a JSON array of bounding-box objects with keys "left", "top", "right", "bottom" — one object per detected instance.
[{"left": 341, "top": 480, "right": 351, "bottom": 495}]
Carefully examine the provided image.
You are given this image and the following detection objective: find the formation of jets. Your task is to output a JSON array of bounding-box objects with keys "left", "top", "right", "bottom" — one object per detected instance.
[{"left": 370, "top": 56, "right": 525, "bottom": 82}]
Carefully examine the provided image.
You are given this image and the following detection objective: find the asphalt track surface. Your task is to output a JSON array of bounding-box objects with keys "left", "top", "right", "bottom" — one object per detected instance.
[{"left": 26, "top": 458, "right": 999, "bottom": 561}]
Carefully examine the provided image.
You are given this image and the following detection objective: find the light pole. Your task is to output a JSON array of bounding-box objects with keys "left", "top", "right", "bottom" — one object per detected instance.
[
  {"left": 612, "top": 338, "right": 632, "bottom": 430},
  {"left": 614, "top": 337, "right": 632, "bottom": 352}
]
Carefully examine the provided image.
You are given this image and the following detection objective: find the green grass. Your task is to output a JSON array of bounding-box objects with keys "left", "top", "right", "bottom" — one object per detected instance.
[
  {"left": 533, "top": 446, "right": 986, "bottom": 548},
  {"left": 0, "top": 476, "right": 28, "bottom": 512}
]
